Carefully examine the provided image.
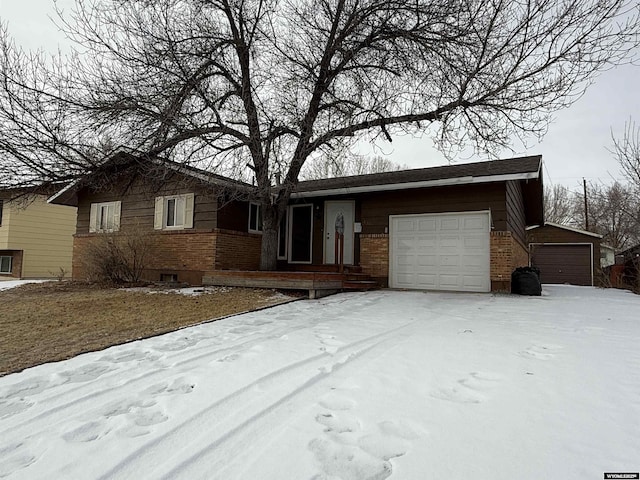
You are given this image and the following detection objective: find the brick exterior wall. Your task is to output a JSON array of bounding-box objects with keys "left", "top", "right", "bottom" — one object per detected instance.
[
  {"left": 73, "top": 229, "right": 261, "bottom": 285},
  {"left": 214, "top": 230, "right": 262, "bottom": 270},
  {"left": 490, "top": 231, "right": 529, "bottom": 292},
  {"left": 360, "top": 234, "right": 389, "bottom": 285}
]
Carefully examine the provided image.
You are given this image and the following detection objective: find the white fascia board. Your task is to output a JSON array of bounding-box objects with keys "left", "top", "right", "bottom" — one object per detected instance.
[
  {"left": 47, "top": 182, "right": 77, "bottom": 204},
  {"left": 290, "top": 171, "right": 539, "bottom": 198}
]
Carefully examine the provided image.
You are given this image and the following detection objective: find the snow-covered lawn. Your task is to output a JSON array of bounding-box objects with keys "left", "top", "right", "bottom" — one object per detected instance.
[{"left": 1, "top": 285, "right": 638, "bottom": 479}]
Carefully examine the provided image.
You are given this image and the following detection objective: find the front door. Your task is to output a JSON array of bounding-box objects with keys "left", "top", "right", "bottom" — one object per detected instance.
[{"left": 324, "top": 201, "right": 355, "bottom": 264}]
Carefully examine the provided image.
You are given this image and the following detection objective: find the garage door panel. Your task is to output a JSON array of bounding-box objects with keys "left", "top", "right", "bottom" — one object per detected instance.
[
  {"left": 417, "top": 236, "right": 437, "bottom": 249},
  {"left": 438, "top": 274, "right": 460, "bottom": 288},
  {"left": 531, "top": 244, "right": 592, "bottom": 286},
  {"left": 390, "top": 212, "right": 490, "bottom": 292},
  {"left": 395, "top": 238, "right": 414, "bottom": 251},
  {"left": 463, "top": 275, "right": 486, "bottom": 288},
  {"left": 395, "top": 219, "right": 416, "bottom": 233},
  {"left": 396, "top": 255, "right": 415, "bottom": 267},
  {"left": 464, "top": 235, "right": 487, "bottom": 249},
  {"left": 439, "top": 255, "right": 460, "bottom": 267},
  {"left": 416, "top": 274, "right": 437, "bottom": 288},
  {"left": 440, "top": 218, "right": 460, "bottom": 230},
  {"left": 462, "top": 216, "right": 488, "bottom": 231},
  {"left": 418, "top": 219, "right": 437, "bottom": 232},
  {"left": 417, "top": 255, "right": 437, "bottom": 267}
]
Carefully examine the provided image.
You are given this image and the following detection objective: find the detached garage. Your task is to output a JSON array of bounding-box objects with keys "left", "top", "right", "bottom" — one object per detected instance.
[{"left": 527, "top": 223, "right": 602, "bottom": 286}]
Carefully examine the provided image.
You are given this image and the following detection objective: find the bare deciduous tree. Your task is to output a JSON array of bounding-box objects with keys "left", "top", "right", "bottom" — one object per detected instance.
[
  {"left": 576, "top": 181, "right": 640, "bottom": 249},
  {"left": 543, "top": 184, "right": 580, "bottom": 226},
  {"left": 1, "top": 0, "right": 639, "bottom": 269},
  {"left": 301, "top": 154, "right": 407, "bottom": 179},
  {"left": 611, "top": 119, "right": 640, "bottom": 192}
]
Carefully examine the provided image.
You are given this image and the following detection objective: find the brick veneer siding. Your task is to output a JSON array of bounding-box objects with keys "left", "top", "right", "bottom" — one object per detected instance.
[
  {"left": 73, "top": 229, "right": 261, "bottom": 285},
  {"left": 360, "top": 234, "right": 389, "bottom": 285},
  {"left": 490, "top": 231, "right": 528, "bottom": 292},
  {"left": 214, "top": 230, "right": 262, "bottom": 270}
]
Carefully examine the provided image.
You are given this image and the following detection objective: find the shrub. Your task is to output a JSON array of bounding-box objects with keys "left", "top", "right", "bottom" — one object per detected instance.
[{"left": 83, "top": 226, "right": 152, "bottom": 284}]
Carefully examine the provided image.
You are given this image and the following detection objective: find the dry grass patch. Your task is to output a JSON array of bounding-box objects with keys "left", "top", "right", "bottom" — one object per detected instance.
[{"left": 0, "top": 281, "right": 296, "bottom": 376}]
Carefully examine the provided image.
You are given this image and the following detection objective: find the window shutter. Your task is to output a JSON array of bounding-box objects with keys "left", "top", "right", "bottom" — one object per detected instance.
[
  {"left": 154, "top": 197, "right": 164, "bottom": 230},
  {"left": 113, "top": 201, "right": 122, "bottom": 232},
  {"left": 184, "top": 193, "right": 194, "bottom": 229},
  {"left": 89, "top": 203, "right": 98, "bottom": 233}
]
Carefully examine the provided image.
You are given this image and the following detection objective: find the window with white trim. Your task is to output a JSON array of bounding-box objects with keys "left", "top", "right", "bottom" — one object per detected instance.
[
  {"left": 0, "top": 255, "right": 12, "bottom": 274},
  {"left": 89, "top": 201, "right": 121, "bottom": 233},
  {"left": 277, "top": 210, "right": 288, "bottom": 259},
  {"left": 248, "top": 202, "right": 262, "bottom": 233},
  {"left": 154, "top": 193, "right": 194, "bottom": 230}
]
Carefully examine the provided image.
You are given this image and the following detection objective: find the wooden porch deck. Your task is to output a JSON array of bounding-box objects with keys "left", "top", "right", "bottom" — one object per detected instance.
[{"left": 202, "top": 269, "right": 378, "bottom": 299}]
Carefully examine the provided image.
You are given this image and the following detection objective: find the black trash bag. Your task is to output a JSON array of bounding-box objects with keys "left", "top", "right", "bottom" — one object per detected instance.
[{"left": 511, "top": 266, "right": 541, "bottom": 296}]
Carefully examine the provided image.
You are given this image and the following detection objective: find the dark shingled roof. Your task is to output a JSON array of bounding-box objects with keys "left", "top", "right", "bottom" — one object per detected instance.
[{"left": 293, "top": 155, "right": 542, "bottom": 193}]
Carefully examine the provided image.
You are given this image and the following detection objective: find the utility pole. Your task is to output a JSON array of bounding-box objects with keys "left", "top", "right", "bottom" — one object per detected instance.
[{"left": 583, "top": 178, "right": 589, "bottom": 230}]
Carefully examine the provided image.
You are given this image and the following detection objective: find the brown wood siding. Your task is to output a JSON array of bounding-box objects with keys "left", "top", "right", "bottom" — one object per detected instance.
[
  {"left": 505, "top": 180, "right": 527, "bottom": 245},
  {"left": 358, "top": 183, "right": 507, "bottom": 234},
  {"left": 531, "top": 244, "right": 592, "bottom": 285},
  {"left": 76, "top": 176, "right": 219, "bottom": 234},
  {"left": 217, "top": 200, "right": 251, "bottom": 232}
]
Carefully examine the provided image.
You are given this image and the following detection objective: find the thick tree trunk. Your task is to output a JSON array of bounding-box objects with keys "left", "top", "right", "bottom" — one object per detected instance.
[
  {"left": 259, "top": 204, "right": 279, "bottom": 271},
  {"left": 259, "top": 225, "right": 278, "bottom": 270}
]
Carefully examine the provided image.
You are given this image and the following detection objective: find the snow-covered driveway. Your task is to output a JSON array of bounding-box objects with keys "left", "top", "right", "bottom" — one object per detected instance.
[{"left": 1, "top": 286, "right": 639, "bottom": 479}]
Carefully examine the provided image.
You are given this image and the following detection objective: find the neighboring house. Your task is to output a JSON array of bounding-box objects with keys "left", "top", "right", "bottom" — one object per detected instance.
[
  {"left": 600, "top": 244, "right": 616, "bottom": 268},
  {"left": 527, "top": 222, "right": 602, "bottom": 286},
  {"left": 50, "top": 153, "right": 544, "bottom": 293},
  {"left": 0, "top": 189, "right": 76, "bottom": 279}
]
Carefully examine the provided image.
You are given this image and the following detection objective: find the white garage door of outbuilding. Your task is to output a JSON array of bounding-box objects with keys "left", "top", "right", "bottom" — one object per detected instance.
[{"left": 389, "top": 211, "right": 491, "bottom": 292}]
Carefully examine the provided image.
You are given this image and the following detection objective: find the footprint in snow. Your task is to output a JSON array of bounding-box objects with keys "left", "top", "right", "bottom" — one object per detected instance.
[
  {"left": 154, "top": 336, "right": 199, "bottom": 352},
  {"left": 63, "top": 421, "right": 110, "bottom": 443},
  {"left": 318, "top": 392, "right": 357, "bottom": 411},
  {"left": 378, "top": 420, "right": 420, "bottom": 440},
  {"left": 100, "top": 350, "right": 158, "bottom": 364},
  {"left": 358, "top": 434, "right": 409, "bottom": 461},
  {"left": 308, "top": 438, "right": 392, "bottom": 480},
  {"left": 518, "top": 344, "right": 562, "bottom": 360},
  {"left": 1, "top": 377, "right": 51, "bottom": 400},
  {"left": 0, "top": 443, "right": 36, "bottom": 478},
  {"left": 58, "top": 364, "right": 114, "bottom": 383},
  {"left": 430, "top": 371, "right": 502, "bottom": 403},
  {"left": 142, "top": 377, "right": 195, "bottom": 396},
  {"left": 316, "top": 412, "right": 361, "bottom": 433},
  {"left": 0, "top": 399, "right": 33, "bottom": 419}
]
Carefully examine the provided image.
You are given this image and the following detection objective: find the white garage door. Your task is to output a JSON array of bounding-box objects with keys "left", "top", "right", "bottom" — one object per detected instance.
[{"left": 389, "top": 212, "right": 491, "bottom": 292}]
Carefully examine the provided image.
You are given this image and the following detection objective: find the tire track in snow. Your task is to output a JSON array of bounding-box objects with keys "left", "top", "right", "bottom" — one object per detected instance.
[
  {"left": 2, "top": 307, "right": 333, "bottom": 435},
  {"left": 95, "top": 321, "right": 414, "bottom": 480}
]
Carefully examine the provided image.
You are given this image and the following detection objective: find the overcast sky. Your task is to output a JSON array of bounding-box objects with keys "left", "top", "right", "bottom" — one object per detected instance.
[{"left": 1, "top": 0, "right": 639, "bottom": 191}]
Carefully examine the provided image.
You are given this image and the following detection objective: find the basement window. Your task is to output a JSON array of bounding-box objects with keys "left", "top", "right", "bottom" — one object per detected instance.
[
  {"left": 0, "top": 255, "right": 12, "bottom": 274},
  {"left": 160, "top": 273, "right": 178, "bottom": 283}
]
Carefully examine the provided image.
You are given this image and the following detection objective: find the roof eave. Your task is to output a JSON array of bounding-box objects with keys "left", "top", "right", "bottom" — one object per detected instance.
[{"left": 290, "top": 171, "right": 540, "bottom": 198}]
